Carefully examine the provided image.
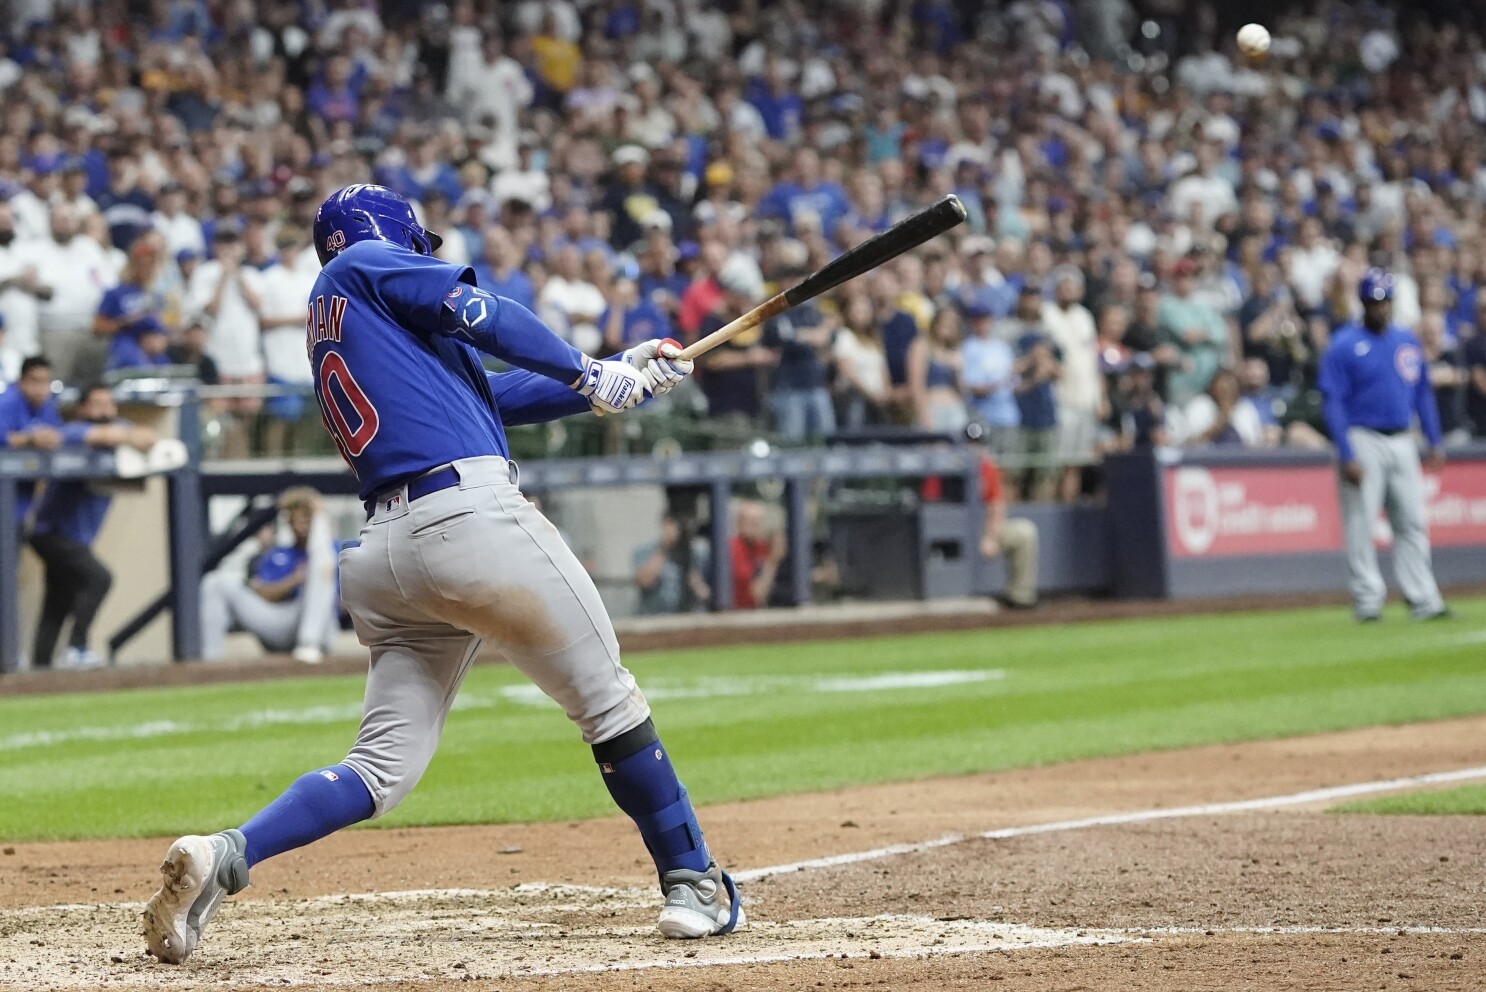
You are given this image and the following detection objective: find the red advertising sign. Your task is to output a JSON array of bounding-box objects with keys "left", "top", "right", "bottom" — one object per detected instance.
[
  {"left": 1165, "top": 465, "right": 1343, "bottom": 558},
  {"left": 1165, "top": 460, "right": 1486, "bottom": 558}
]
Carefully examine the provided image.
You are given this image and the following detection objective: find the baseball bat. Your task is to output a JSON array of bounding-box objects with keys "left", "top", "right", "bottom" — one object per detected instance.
[{"left": 678, "top": 194, "right": 968, "bottom": 361}]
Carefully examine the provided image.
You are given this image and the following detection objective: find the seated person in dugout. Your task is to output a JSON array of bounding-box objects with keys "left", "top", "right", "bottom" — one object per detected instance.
[{"left": 200, "top": 486, "right": 339, "bottom": 663}]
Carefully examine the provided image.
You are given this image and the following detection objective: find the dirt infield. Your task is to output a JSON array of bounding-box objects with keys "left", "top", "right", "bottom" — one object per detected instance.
[{"left": 4, "top": 716, "right": 1486, "bottom": 991}]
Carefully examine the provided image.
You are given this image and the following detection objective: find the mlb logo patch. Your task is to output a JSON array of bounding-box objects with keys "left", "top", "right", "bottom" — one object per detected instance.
[
  {"left": 600, "top": 762, "right": 615, "bottom": 774},
  {"left": 319, "top": 770, "right": 340, "bottom": 782},
  {"left": 386, "top": 494, "right": 402, "bottom": 512}
]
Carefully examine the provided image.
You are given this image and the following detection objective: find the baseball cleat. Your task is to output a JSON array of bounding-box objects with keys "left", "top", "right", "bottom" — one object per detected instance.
[
  {"left": 657, "top": 862, "right": 745, "bottom": 938},
  {"left": 142, "top": 829, "right": 250, "bottom": 964}
]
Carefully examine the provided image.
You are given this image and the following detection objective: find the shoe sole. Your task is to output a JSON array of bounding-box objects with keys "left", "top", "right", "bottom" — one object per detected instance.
[
  {"left": 658, "top": 903, "right": 747, "bottom": 939},
  {"left": 142, "top": 836, "right": 216, "bottom": 964}
]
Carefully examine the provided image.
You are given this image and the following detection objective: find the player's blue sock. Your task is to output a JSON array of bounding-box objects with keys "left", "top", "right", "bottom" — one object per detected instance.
[
  {"left": 238, "top": 765, "right": 374, "bottom": 868},
  {"left": 593, "top": 719, "right": 712, "bottom": 876}
]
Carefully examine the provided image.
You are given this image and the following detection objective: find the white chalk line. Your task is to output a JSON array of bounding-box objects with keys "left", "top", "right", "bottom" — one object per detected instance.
[
  {"left": 0, "top": 669, "right": 1005, "bottom": 751},
  {"left": 734, "top": 763, "right": 1486, "bottom": 882}
]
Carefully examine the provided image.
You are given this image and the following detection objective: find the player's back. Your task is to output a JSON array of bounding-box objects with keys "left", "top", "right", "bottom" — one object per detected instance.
[{"left": 306, "top": 240, "right": 507, "bottom": 501}]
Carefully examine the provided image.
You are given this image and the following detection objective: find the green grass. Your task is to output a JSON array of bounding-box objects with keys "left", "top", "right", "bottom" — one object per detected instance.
[
  {"left": 1334, "top": 783, "right": 1486, "bottom": 815},
  {"left": 3, "top": 599, "right": 1486, "bottom": 841}
]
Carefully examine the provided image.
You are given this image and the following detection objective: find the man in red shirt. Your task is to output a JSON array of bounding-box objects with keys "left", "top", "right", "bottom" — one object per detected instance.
[{"left": 731, "top": 500, "right": 784, "bottom": 609}]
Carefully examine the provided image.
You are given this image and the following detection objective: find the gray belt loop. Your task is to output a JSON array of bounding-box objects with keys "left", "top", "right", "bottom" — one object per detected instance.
[{"left": 507, "top": 459, "right": 520, "bottom": 488}]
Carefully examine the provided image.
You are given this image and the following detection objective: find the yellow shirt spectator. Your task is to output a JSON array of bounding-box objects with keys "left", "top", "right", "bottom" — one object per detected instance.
[{"left": 532, "top": 35, "right": 580, "bottom": 93}]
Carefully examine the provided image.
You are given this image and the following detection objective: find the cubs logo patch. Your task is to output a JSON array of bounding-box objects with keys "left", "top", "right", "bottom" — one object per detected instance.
[
  {"left": 327, "top": 230, "right": 347, "bottom": 251},
  {"left": 447, "top": 286, "right": 463, "bottom": 299},
  {"left": 1395, "top": 344, "right": 1422, "bottom": 384}
]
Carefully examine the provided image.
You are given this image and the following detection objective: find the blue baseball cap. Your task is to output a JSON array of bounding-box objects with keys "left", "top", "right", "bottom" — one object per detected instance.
[
  {"left": 962, "top": 298, "right": 995, "bottom": 319},
  {"left": 1358, "top": 268, "right": 1394, "bottom": 303}
]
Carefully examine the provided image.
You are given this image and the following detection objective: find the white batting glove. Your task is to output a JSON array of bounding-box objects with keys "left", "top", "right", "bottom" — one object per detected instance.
[
  {"left": 623, "top": 338, "right": 694, "bottom": 396},
  {"left": 573, "top": 357, "right": 648, "bottom": 414}
]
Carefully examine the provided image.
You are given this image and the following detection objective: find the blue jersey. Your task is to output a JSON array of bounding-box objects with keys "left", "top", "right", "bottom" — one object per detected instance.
[
  {"left": 30, "top": 422, "right": 112, "bottom": 545},
  {"left": 306, "top": 240, "right": 591, "bottom": 501},
  {"left": 1319, "top": 322, "right": 1442, "bottom": 464},
  {"left": 0, "top": 387, "right": 64, "bottom": 520}
]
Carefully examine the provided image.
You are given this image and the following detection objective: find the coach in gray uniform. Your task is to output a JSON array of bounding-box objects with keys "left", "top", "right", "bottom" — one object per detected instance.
[{"left": 1318, "top": 269, "right": 1448, "bottom": 622}]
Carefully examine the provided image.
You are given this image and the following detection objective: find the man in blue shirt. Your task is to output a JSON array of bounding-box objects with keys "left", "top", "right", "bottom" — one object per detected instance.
[
  {"left": 960, "top": 300, "right": 1020, "bottom": 456},
  {"left": 28, "top": 385, "right": 156, "bottom": 669},
  {"left": 1319, "top": 269, "right": 1447, "bottom": 622},
  {"left": 1, "top": 356, "right": 65, "bottom": 522},
  {"left": 199, "top": 486, "right": 340, "bottom": 663}
]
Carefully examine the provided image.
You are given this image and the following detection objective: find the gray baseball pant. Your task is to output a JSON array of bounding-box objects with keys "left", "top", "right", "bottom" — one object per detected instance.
[
  {"left": 336, "top": 456, "right": 650, "bottom": 816},
  {"left": 1338, "top": 428, "right": 1444, "bottom": 619}
]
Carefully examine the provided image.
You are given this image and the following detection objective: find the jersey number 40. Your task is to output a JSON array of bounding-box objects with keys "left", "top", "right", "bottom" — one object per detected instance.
[{"left": 317, "top": 350, "right": 380, "bottom": 459}]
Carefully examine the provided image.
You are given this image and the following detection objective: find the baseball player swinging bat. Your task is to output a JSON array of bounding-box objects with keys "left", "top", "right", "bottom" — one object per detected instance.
[
  {"left": 678, "top": 194, "right": 968, "bottom": 361},
  {"left": 141, "top": 185, "right": 735, "bottom": 965}
]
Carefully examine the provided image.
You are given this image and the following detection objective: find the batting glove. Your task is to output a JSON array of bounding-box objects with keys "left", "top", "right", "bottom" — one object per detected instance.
[
  {"left": 573, "top": 357, "right": 648, "bottom": 414},
  {"left": 623, "top": 337, "right": 694, "bottom": 396}
]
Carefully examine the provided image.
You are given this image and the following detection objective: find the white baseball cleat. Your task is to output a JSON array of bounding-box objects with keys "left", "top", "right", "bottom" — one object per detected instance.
[
  {"left": 657, "top": 862, "right": 745, "bottom": 938},
  {"left": 142, "top": 829, "right": 250, "bottom": 964},
  {"left": 291, "top": 645, "right": 324, "bottom": 665}
]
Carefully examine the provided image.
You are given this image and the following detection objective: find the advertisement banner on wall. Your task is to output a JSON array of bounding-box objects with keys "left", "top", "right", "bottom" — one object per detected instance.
[{"left": 1164, "top": 462, "right": 1486, "bottom": 559}]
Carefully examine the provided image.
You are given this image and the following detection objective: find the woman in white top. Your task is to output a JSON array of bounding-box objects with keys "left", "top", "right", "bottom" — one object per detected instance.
[{"left": 832, "top": 294, "right": 889, "bottom": 430}]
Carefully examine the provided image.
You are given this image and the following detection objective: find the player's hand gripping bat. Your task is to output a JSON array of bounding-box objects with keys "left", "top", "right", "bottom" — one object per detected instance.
[{"left": 678, "top": 194, "right": 968, "bottom": 361}]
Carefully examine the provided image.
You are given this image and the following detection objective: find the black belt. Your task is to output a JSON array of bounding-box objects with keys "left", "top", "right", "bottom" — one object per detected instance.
[
  {"left": 1366, "top": 426, "right": 1409, "bottom": 437},
  {"left": 365, "top": 466, "right": 460, "bottom": 516}
]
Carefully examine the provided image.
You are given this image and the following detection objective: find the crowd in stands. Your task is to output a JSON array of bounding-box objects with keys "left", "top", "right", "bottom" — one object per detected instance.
[{"left": 1, "top": 0, "right": 1486, "bottom": 495}]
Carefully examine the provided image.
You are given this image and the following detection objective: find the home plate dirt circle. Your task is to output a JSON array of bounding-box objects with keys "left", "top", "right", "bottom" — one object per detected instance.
[
  {"left": 0, "top": 884, "right": 1133, "bottom": 990},
  {"left": 4, "top": 717, "right": 1486, "bottom": 991}
]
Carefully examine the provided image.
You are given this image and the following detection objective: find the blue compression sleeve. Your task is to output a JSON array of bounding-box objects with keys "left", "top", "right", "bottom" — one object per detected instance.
[
  {"left": 440, "top": 287, "right": 588, "bottom": 384},
  {"left": 487, "top": 368, "right": 593, "bottom": 425}
]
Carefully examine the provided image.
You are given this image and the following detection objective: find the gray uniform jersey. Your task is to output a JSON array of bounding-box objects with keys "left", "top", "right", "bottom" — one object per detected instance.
[{"left": 338, "top": 456, "right": 650, "bottom": 815}]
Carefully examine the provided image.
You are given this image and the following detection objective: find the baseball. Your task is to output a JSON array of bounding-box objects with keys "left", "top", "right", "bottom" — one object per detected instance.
[{"left": 1237, "top": 23, "right": 1271, "bottom": 57}]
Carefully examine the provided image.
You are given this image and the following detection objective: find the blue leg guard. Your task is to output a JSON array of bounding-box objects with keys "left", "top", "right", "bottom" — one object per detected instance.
[
  {"left": 239, "top": 764, "right": 374, "bottom": 868},
  {"left": 593, "top": 719, "right": 713, "bottom": 877}
]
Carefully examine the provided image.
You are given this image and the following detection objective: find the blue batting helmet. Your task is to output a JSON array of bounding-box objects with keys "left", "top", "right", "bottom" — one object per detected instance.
[
  {"left": 312, "top": 184, "right": 443, "bottom": 266},
  {"left": 1358, "top": 267, "right": 1395, "bottom": 304}
]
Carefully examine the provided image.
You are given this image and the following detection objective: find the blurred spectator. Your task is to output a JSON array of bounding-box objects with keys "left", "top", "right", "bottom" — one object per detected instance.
[
  {"left": 869, "top": 270, "right": 918, "bottom": 419},
  {"left": 200, "top": 486, "right": 338, "bottom": 663},
  {"left": 959, "top": 300, "right": 1018, "bottom": 455},
  {"left": 1042, "top": 268, "right": 1104, "bottom": 502},
  {"left": 1179, "top": 368, "right": 1266, "bottom": 448},
  {"left": 28, "top": 385, "right": 156, "bottom": 670},
  {"left": 1468, "top": 298, "right": 1486, "bottom": 438},
  {"left": 975, "top": 452, "right": 1038, "bottom": 609},
  {"left": 94, "top": 147, "right": 154, "bottom": 252},
  {"left": 0, "top": 201, "right": 52, "bottom": 359},
  {"left": 152, "top": 183, "right": 206, "bottom": 261},
  {"left": 473, "top": 226, "right": 535, "bottom": 311},
  {"left": 1113, "top": 353, "right": 1167, "bottom": 450},
  {"left": 1159, "top": 258, "right": 1230, "bottom": 406},
  {"left": 697, "top": 256, "right": 773, "bottom": 424},
  {"left": 633, "top": 514, "right": 709, "bottom": 614},
  {"left": 0, "top": 316, "right": 18, "bottom": 383},
  {"left": 258, "top": 227, "right": 320, "bottom": 455},
  {"left": 1011, "top": 288, "right": 1062, "bottom": 501},
  {"left": 764, "top": 297, "right": 837, "bottom": 442},
  {"left": 0, "top": 356, "right": 63, "bottom": 522},
  {"left": 185, "top": 225, "right": 265, "bottom": 456},
  {"left": 906, "top": 307, "right": 967, "bottom": 435},
  {"left": 599, "top": 277, "right": 670, "bottom": 352},
  {"left": 1418, "top": 312, "right": 1470, "bottom": 447},
  {"left": 447, "top": 33, "right": 532, "bottom": 169},
  {"left": 97, "top": 231, "right": 170, "bottom": 373},
  {"left": 731, "top": 500, "right": 784, "bottom": 610},
  {"left": 832, "top": 293, "right": 890, "bottom": 430},
  {"left": 538, "top": 243, "right": 605, "bottom": 354},
  {"left": 35, "top": 202, "right": 115, "bottom": 384}
]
